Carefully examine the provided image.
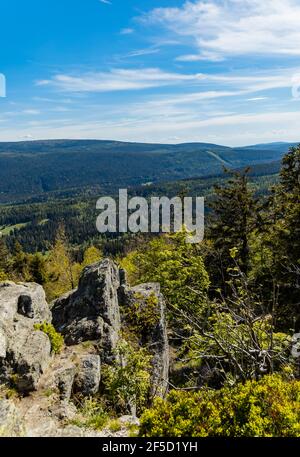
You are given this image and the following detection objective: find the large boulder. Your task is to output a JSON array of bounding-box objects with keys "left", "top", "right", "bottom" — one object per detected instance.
[
  {"left": 56, "top": 365, "right": 76, "bottom": 401},
  {"left": 73, "top": 354, "right": 101, "bottom": 396},
  {"left": 0, "top": 282, "right": 52, "bottom": 393},
  {"left": 51, "top": 259, "right": 121, "bottom": 362},
  {"left": 119, "top": 282, "right": 169, "bottom": 398}
]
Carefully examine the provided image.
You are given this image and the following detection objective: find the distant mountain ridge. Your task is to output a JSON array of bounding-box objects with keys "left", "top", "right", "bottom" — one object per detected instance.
[{"left": 0, "top": 139, "right": 296, "bottom": 203}]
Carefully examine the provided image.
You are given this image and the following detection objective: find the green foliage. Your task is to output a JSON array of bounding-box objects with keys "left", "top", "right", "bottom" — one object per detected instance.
[
  {"left": 44, "top": 228, "right": 103, "bottom": 301},
  {"left": 108, "top": 419, "right": 122, "bottom": 433},
  {"left": 251, "top": 145, "right": 300, "bottom": 327},
  {"left": 44, "top": 225, "right": 79, "bottom": 301},
  {"left": 122, "top": 230, "right": 210, "bottom": 317},
  {"left": 191, "top": 309, "right": 292, "bottom": 385},
  {"left": 30, "top": 252, "right": 48, "bottom": 284},
  {"left": 140, "top": 375, "right": 300, "bottom": 437},
  {"left": 102, "top": 340, "right": 152, "bottom": 415},
  {"left": 208, "top": 168, "right": 258, "bottom": 293},
  {"left": 11, "top": 241, "right": 31, "bottom": 281},
  {"left": 124, "top": 292, "right": 160, "bottom": 335},
  {"left": 71, "top": 397, "right": 109, "bottom": 431},
  {"left": 0, "top": 270, "right": 8, "bottom": 281},
  {"left": 81, "top": 246, "right": 102, "bottom": 268},
  {"left": 34, "top": 322, "right": 64, "bottom": 354},
  {"left": 0, "top": 238, "right": 10, "bottom": 274}
]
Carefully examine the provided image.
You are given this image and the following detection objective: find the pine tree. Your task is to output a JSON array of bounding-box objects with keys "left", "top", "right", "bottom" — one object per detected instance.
[
  {"left": 275, "top": 145, "right": 300, "bottom": 265},
  {"left": 208, "top": 168, "right": 258, "bottom": 292},
  {"left": 0, "top": 237, "right": 10, "bottom": 279},
  {"left": 81, "top": 245, "right": 102, "bottom": 268},
  {"left": 266, "top": 145, "right": 300, "bottom": 327},
  {"left": 30, "top": 252, "right": 48, "bottom": 285},
  {"left": 11, "top": 240, "right": 30, "bottom": 281},
  {"left": 45, "top": 225, "right": 79, "bottom": 300}
]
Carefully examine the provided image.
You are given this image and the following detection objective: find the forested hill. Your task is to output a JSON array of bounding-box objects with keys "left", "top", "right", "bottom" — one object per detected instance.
[{"left": 0, "top": 139, "right": 296, "bottom": 203}]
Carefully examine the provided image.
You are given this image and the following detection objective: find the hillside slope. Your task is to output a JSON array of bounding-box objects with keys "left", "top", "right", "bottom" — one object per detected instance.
[{"left": 0, "top": 140, "right": 294, "bottom": 203}]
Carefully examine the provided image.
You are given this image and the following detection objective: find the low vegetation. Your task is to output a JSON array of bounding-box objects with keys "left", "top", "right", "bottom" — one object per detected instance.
[
  {"left": 140, "top": 375, "right": 300, "bottom": 437},
  {"left": 34, "top": 322, "right": 64, "bottom": 354}
]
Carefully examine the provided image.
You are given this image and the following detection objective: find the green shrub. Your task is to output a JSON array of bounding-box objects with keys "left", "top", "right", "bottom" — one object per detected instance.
[
  {"left": 71, "top": 398, "right": 109, "bottom": 431},
  {"left": 102, "top": 340, "right": 151, "bottom": 415},
  {"left": 108, "top": 419, "right": 122, "bottom": 433},
  {"left": 124, "top": 292, "right": 160, "bottom": 335},
  {"left": 121, "top": 230, "right": 210, "bottom": 317},
  {"left": 34, "top": 322, "right": 64, "bottom": 354},
  {"left": 140, "top": 375, "right": 300, "bottom": 437},
  {"left": 0, "top": 270, "right": 8, "bottom": 281}
]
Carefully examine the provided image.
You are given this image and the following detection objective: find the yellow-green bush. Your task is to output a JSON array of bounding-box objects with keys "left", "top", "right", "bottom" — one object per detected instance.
[
  {"left": 140, "top": 375, "right": 300, "bottom": 437},
  {"left": 71, "top": 398, "right": 109, "bottom": 431},
  {"left": 102, "top": 340, "right": 151, "bottom": 415},
  {"left": 34, "top": 322, "right": 64, "bottom": 354}
]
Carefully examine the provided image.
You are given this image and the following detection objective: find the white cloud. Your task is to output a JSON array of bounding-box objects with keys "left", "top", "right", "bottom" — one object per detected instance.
[
  {"left": 2, "top": 110, "right": 300, "bottom": 146},
  {"left": 22, "top": 109, "right": 41, "bottom": 115},
  {"left": 125, "top": 48, "right": 160, "bottom": 58},
  {"left": 247, "top": 97, "right": 269, "bottom": 101},
  {"left": 120, "top": 28, "right": 134, "bottom": 35},
  {"left": 36, "top": 68, "right": 204, "bottom": 92},
  {"left": 99, "top": 0, "right": 111, "bottom": 5},
  {"left": 36, "top": 66, "right": 299, "bottom": 95},
  {"left": 144, "top": 0, "right": 300, "bottom": 60}
]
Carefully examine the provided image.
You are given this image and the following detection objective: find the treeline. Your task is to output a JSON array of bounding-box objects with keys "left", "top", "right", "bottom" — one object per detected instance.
[
  {"left": 0, "top": 226, "right": 102, "bottom": 301},
  {"left": 0, "top": 170, "right": 277, "bottom": 254}
]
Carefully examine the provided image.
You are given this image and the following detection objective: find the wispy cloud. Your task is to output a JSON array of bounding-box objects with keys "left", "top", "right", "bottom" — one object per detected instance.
[
  {"left": 36, "top": 68, "right": 204, "bottom": 93},
  {"left": 35, "top": 66, "right": 299, "bottom": 101},
  {"left": 3, "top": 109, "right": 300, "bottom": 146},
  {"left": 143, "top": 0, "right": 300, "bottom": 61},
  {"left": 125, "top": 48, "right": 160, "bottom": 58},
  {"left": 22, "top": 109, "right": 41, "bottom": 115},
  {"left": 99, "top": 0, "right": 111, "bottom": 5},
  {"left": 247, "top": 97, "right": 269, "bottom": 102}
]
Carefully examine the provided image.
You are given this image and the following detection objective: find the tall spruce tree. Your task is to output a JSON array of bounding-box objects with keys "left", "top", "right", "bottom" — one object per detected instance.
[
  {"left": 275, "top": 145, "right": 300, "bottom": 265},
  {"left": 267, "top": 145, "right": 300, "bottom": 328},
  {"left": 0, "top": 237, "right": 10, "bottom": 279},
  {"left": 208, "top": 168, "right": 258, "bottom": 292}
]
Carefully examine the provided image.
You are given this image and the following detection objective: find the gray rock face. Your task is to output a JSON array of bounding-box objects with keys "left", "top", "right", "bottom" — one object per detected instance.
[
  {"left": 52, "top": 259, "right": 121, "bottom": 362},
  {"left": 56, "top": 366, "right": 76, "bottom": 401},
  {"left": 0, "top": 282, "right": 52, "bottom": 393},
  {"left": 0, "top": 400, "right": 26, "bottom": 437},
  {"left": 73, "top": 354, "right": 101, "bottom": 396},
  {"left": 51, "top": 259, "right": 169, "bottom": 398},
  {"left": 120, "top": 283, "right": 169, "bottom": 398}
]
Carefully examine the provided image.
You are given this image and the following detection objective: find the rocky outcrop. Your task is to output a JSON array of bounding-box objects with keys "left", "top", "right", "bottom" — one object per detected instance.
[
  {"left": 51, "top": 259, "right": 121, "bottom": 362},
  {"left": 0, "top": 396, "right": 139, "bottom": 437},
  {"left": 51, "top": 259, "right": 169, "bottom": 397},
  {"left": 0, "top": 259, "right": 169, "bottom": 436},
  {"left": 119, "top": 282, "right": 169, "bottom": 398},
  {"left": 0, "top": 282, "right": 52, "bottom": 393}
]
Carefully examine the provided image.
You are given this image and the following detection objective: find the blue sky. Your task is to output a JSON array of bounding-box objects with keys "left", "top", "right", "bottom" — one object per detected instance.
[{"left": 1, "top": 0, "right": 300, "bottom": 145}]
